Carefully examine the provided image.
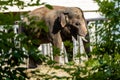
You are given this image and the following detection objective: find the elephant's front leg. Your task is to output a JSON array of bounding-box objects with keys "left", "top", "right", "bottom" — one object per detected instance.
[{"left": 52, "top": 32, "right": 63, "bottom": 63}]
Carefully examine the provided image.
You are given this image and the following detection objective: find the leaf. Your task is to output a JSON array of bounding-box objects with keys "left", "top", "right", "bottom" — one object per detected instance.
[
  {"left": 3, "top": 6, "right": 8, "bottom": 10},
  {"left": 45, "top": 4, "right": 53, "bottom": 9},
  {"left": 54, "top": 65, "right": 61, "bottom": 69}
]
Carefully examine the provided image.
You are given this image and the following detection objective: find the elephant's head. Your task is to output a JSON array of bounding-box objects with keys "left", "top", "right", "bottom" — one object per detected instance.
[{"left": 60, "top": 7, "right": 88, "bottom": 41}]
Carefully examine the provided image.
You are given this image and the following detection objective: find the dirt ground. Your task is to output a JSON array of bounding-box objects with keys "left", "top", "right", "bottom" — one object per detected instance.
[{"left": 23, "top": 58, "right": 87, "bottom": 80}]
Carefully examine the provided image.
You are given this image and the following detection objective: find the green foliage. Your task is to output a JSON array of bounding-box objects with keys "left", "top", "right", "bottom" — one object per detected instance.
[
  {"left": 0, "top": 0, "right": 46, "bottom": 80},
  {"left": 0, "top": 26, "right": 28, "bottom": 80},
  {"left": 0, "top": 13, "right": 20, "bottom": 25},
  {"left": 93, "top": 0, "right": 120, "bottom": 55},
  {"left": 0, "top": 0, "right": 42, "bottom": 10},
  {"left": 85, "top": 0, "right": 120, "bottom": 79},
  {"left": 45, "top": 4, "right": 53, "bottom": 9}
]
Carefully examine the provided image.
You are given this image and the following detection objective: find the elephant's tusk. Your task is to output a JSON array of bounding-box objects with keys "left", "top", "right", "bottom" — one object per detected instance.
[{"left": 80, "top": 36, "right": 88, "bottom": 42}]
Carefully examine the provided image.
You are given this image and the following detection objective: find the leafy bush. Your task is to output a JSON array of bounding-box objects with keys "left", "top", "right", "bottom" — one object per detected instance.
[
  {"left": 85, "top": 0, "right": 120, "bottom": 79},
  {"left": 0, "top": 25, "right": 28, "bottom": 79},
  {"left": 0, "top": 0, "right": 44, "bottom": 79}
]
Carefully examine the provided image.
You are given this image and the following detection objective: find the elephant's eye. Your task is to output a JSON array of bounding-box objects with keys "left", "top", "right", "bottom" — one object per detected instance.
[
  {"left": 76, "top": 15, "right": 80, "bottom": 19},
  {"left": 75, "top": 22, "right": 80, "bottom": 26}
]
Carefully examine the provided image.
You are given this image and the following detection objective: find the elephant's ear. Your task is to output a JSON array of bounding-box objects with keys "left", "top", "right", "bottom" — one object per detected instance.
[{"left": 60, "top": 13, "right": 69, "bottom": 27}]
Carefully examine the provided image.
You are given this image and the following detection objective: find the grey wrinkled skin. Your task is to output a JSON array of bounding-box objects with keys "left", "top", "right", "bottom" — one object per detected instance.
[{"left": 21, "top": 6, "right": 88, "bottom": 68}]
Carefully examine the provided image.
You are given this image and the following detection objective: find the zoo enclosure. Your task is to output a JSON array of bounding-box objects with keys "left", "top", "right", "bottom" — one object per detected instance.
[{"left": 0, "top": 0, "right": 104, "bottom": 64}]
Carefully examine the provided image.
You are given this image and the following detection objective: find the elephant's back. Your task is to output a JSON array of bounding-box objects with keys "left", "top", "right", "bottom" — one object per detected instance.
[
  {"left": 28, "top": 7, "right": 49, "bottom": 20},
  {"left": 28, "top": 6, "right": 66, "bottom": 19}
]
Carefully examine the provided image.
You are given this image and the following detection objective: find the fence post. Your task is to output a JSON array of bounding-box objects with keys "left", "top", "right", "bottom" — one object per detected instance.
[
  {"left": 59, "top": 42, "right": 68, "bottom": 64},
  {"left": 73, "top": 36, "right": 88, "bottom": 64},
  {"left": 72, "top": 36, "right": 79, "bottom": 64}
]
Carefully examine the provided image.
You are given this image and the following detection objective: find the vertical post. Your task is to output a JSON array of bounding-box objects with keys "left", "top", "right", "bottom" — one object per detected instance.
[
  {"left": 48, "top": 43, "right": 53, "bottom": 61},
  {"left": 72, "top": 36, "right": 79, "bottom": 64},
  {"left": 59, "top": 42, "right": 68, "bottom": 64}
]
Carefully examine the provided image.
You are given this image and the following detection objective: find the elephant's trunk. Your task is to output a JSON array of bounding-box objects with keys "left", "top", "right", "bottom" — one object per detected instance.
[{"left": 78, "top": 21, "right": 88, "bottom": 37}]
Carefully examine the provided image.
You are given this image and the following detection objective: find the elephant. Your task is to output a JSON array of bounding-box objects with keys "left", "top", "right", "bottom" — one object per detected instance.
[{"left": 20, "top": 6, "right": 88, "bottom": 68}]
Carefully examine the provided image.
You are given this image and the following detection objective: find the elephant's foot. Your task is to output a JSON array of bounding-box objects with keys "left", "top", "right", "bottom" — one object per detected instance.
[
  {"left": 28, "top": 59, "right": 37, "bottom": 69},
  {"left": 28, "top": 64, "right": 37, "bottom": 69},
  {"left": 54, "top": 55, "right": 68, "bottom": 65},
  {"left": 54, "top": 56, "right": 60, "bottom": 63}
]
